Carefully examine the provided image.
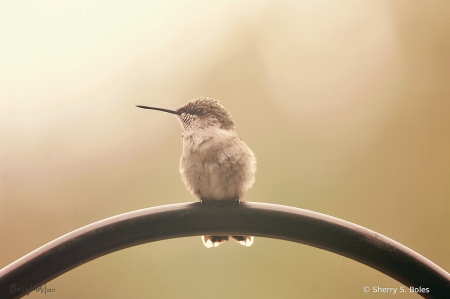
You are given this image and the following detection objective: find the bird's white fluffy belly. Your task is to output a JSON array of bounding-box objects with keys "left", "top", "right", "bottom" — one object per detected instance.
[{"left": 180, "top": 128, "right": 245, "bottom": 201}]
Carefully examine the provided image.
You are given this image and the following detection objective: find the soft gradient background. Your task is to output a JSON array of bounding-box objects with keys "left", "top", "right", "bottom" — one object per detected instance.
[{"left": 1, "top": 0, "right": 449, "bottom": 298}]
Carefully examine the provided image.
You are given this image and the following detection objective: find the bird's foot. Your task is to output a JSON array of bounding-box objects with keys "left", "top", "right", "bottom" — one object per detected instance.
[
  {"left": 202, "top": 236, "right": 229, "bottom": 248},
  {"left": 231, "top": 236, "right": 254, "bottom": 247}
]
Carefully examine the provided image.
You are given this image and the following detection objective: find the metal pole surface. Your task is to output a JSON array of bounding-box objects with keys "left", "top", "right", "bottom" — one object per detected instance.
[{"left": 1, "top": 202, "right": 449, "bottom": 299}]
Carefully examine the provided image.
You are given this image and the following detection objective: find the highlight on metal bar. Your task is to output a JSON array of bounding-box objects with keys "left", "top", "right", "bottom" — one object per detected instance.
[{"left": 1, "top": 202, "right": 449, "bottom": 299}]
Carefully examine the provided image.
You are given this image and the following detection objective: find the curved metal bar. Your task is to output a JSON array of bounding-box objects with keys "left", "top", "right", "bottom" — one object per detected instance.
[{"left": 1, "top": 202, "right": 449, "bottom": 299}]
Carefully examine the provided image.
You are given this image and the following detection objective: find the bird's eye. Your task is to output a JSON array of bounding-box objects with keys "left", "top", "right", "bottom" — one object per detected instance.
[{"left": 195, "top": 108, "right": 204, "bottom": 115}]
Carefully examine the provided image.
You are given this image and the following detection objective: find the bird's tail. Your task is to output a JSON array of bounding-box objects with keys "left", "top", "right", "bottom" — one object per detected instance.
[{"left": 201, "top": 235, "right": 254, "bottom": 248}]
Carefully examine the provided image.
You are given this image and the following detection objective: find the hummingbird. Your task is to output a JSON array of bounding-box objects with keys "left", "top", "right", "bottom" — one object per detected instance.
[{"left": 137, "top": 97, "right": 256, "bottom": 248}]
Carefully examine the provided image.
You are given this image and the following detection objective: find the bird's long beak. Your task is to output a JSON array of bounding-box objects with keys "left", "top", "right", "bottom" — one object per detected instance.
[{"left": 136, "top": 105, "right": 180, "bottom": 115}]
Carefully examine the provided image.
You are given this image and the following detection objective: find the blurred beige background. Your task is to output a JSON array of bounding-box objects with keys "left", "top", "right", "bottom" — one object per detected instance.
[{"left": 1, "top": 0, "right": 449, "bottom": 298}]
